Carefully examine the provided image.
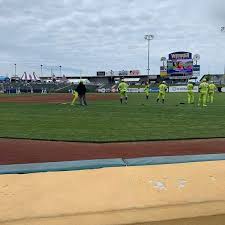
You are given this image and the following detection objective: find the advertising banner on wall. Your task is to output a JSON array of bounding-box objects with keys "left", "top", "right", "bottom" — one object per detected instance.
[
  {"left": 150, "top": 87, "right": 159, "bottom": 93},
  {"left": 168, "top": 75, "right": 193, "bottom": 80},
  {"left": 127, "top": 88, "right": 145, "bottom": 93},
  {"left": 169, "top": 86, "right": 199, "bottom": 93},
  {"left": 167, "top": 52, "right": 193, "bottom": 75}
]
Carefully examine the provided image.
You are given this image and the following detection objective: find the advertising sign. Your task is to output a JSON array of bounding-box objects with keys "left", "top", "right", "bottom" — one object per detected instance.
[
  {"left": 106, "top": 71, "right": 118, "bottom": 76},
  {"left": 97, "top": 88, "right": 111, "bottom": 93},
  {"left": 150, "top": 87, "right": 159, "bottom": 93},
  {"left": 168, "top": 75, "right": 193, "bottom": 80},
  {"left": 169, "top": 86, "right": 199, "bottom": 93},
  {"left": 160, "top": 66, "right": 167, "bottom": 77},
  {"left": 127, "top": 88, "right": 145, "bottom": 93},
  {"left": 97, "top": 71, "right": 106, "bottom": 76},
  {"left": 193, "top": 65, "right": 200, "bottom": 77},
  {"left": 106, "top": 70, "right": 140, "bottom": 77},
  {"left": 193, "top": 65, "right": 200, "bottom": 71},
  {"left": 119, "top": 70, "right": 129, "bottom": 76},
  {"left": 129, "top": 70, "right": 140, "bottom": 76},
  {"left": 169, "top": 52, "right": 192, "bottom": 60}
]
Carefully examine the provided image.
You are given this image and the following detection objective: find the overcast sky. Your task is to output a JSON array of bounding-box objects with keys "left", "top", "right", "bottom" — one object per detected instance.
[{"left": 0, "top": 0, "right": 224, "bottom": 76}]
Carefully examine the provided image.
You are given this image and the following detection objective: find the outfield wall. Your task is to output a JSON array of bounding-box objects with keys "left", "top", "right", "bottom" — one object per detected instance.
[
  {"left": 127, "top": 86, "right": 199, "bottom": 93},
  {"left": 0, "top": 161, "right": 225, "bottom": 225}
]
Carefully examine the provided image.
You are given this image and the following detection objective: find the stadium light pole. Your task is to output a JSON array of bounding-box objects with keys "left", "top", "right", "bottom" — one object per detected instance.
[
  {"left": 41, "top": 64, "right": 43, "bottom": 77},
  {"left": 80, "top": 70, "right": 82, "bottom": 80},
  {"left": 59, "top": 65, "right": 62, "bottom": 76},
  {"left": 14, "top": 64, "right": 17, "bottom": 76},
  {"left": 144, "top": 34, "right": 154, "bottom": 76}
]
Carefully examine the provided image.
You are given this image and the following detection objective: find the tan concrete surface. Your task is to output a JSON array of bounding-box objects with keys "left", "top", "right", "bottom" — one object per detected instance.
[{"left": 0, "top": 161, "right": 225, "bottom": 225}]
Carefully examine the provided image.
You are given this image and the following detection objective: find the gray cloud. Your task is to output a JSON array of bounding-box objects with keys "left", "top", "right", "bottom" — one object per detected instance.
[{"left": 0, "top": 0, "right": 224, "bottom": 76}]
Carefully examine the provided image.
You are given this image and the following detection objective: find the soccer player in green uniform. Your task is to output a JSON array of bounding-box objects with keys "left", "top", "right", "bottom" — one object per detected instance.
[
  {"left": 208, "top": 81, "right": 216, "bottom": 104},
  {"left": 144, "top": 82, "right": 150, "bottom": 100},
  {"left": 157, "top": 81, "right": 168, "bottom": 104},
  {"left": 118, "top": 79, "right": 129, "bottom": 104},
  {"left": 198, "top": 79, "right": 209, "bottom": 107},
  {"left": 187, "top": 81, "right": 194, "bottom": 104}
]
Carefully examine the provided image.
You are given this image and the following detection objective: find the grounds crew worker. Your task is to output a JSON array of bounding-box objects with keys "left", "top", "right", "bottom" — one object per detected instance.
[
  {"left": 207, "top": 81, "right": 216, "bottom": 104},
  {"left": 118, "top": 79, "right": 129, "bottom": 104},
  {"left": 187, "top": 81, "right": 194, "bottom": 104},
  {"left": 71, "top": 90, "right": 78, "bottom": 106},
  {"left": 75, "top": 81, "right": 87, "bottom": 106},
  {"left": 198, "top": 78, "right": 208, "bottom": 107},
  {"left": 144, "top": 81, "right": 150, "bottom": 100},
  {"left": 157, "top": 81, "right": 168, "bottom": 104}
]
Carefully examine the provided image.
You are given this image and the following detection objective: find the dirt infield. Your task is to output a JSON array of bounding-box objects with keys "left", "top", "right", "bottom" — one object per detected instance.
[
  {"left": 0, "top": 138, "right": 225, "bottom": 165},
  {"left": 0, "top": 93, "right": 117, "bottom": 103}
]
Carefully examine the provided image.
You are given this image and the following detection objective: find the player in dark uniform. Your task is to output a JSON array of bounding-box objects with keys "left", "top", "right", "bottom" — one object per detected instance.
[{"left": 76, "top": 81, "right": 87, "bottom": 106}]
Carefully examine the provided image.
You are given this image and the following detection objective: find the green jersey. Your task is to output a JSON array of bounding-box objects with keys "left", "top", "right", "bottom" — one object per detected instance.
[
  {"left": 199, "top": 82, "right": 208, "bottom": 93},
  {"left": 159, "top": 84, "right": 167, "bottom": 93},
  {"left": 208, "top": 84, "right": 216, "bottom": 93},
  {"left": 118, "top": 82, "right": 128, "bottom": 93},
  {"left": 187, "top": 83, "right": 194, "bottom": 92}
]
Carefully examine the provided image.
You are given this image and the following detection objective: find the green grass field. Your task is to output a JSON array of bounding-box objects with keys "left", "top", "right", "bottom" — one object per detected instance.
[{"left": 0, "top": 93, "right": 225, "bottom": 142}]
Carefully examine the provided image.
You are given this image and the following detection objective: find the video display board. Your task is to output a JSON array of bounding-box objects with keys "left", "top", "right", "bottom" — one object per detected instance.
[{"left": 167, "top": 52, "right": 193, "bottom": 75}]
